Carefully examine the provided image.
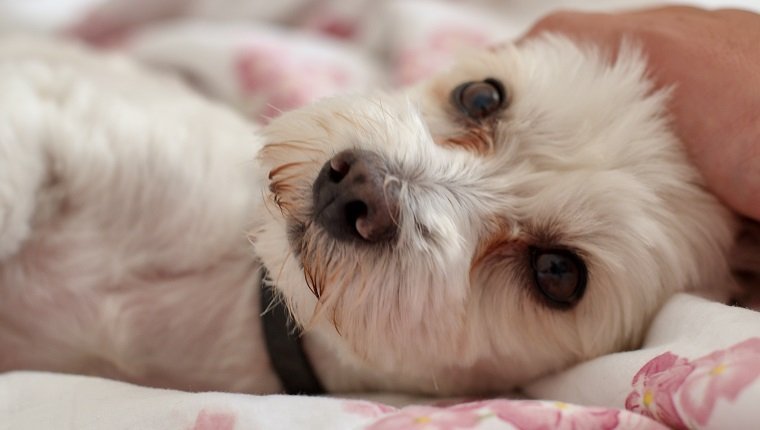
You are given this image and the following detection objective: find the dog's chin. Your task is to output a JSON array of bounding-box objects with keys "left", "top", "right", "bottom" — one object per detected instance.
[{"left": 250, "top": 35, "right": 736, "bottom": 394}]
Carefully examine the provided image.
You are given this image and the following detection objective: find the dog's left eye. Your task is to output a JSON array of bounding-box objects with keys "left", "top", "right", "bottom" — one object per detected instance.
[
  {"left": 451, "top": 78, "right": 507, "bottom": 120},
  {"left": 530, "top": 248, "right": 587, "bottom": 307}
]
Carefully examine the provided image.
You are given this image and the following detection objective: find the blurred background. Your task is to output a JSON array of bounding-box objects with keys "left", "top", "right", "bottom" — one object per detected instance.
[{"left": 1, "top": 0, "right": 757, "bottom": 124}]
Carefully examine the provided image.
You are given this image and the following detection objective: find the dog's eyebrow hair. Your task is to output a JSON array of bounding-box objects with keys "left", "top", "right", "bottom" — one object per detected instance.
[
  {"left": 268, "top": 161, "right": 306, "bottom": 179},
  {"left": 261, "top": 140, "right": 325, "bottom": 154}
]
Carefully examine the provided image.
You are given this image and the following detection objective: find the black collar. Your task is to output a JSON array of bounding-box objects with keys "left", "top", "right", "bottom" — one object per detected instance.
[{"left": 259, "top": 268, "right": 326, "bottom": 395}]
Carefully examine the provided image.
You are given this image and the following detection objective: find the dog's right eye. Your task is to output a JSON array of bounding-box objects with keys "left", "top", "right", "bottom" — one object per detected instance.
[
  {"left": 451, "top": 78, "right": 507, "bottom": 121},
  {"left": 530, "top": 248, "right": 587, "bottom": 308}
]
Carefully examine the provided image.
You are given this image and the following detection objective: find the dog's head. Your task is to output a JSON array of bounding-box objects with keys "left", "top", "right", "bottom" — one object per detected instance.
[{"left": 251, "top": 35, "right": 734, "bottom": 394}]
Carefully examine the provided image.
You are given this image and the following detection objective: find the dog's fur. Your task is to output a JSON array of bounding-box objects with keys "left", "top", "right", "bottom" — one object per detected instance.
[{"left": 0, "top": 36, "right": 737, "bottom": 395}]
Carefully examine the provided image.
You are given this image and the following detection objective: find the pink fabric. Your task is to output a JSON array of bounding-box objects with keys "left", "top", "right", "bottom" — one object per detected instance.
[
  {"left": 190, "top": 410, "right": 237, "bottom": 430},
  {"left": 626, "top": 352, "right": 695, "bottom": 428},
  {"left": 1, "top": 371, "right": 667, "bottom": 430},
  {"left": 394, "top": 26, "right": 491, "bottom": 85},
  {"left": 235, "top": 41, "right": 353, "bottom": 121},
  {"left": 67, "top": 0, "right": 516, "bottom": 124},
  {"left": 625, "top": 338, "right": 760, "bottom": 429},
  {"left": 356, "top": 399, "right": 665, "bottom": 430}
]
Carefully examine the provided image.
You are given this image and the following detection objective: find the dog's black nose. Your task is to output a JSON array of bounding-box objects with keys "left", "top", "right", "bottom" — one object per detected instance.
[{"left": 312, "top": 149, "right": 398, "bottom": 243}]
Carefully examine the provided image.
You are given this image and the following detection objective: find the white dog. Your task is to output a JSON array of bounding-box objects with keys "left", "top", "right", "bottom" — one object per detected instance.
[{"left": 0, "top": 35, "right": 737, "bottom": 396}]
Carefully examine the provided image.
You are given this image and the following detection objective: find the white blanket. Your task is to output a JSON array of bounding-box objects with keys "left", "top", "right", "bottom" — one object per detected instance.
[{"left": 3, "top": 295, "right": 758, "bottom": 429}]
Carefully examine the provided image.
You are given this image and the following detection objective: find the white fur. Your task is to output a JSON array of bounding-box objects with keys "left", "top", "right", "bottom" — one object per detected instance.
[
  {"left": 0, "top": 38, "right": 280, "bottom": 392},
  {"left": 0, "top": 36, "right": 736, "bottom": 396},
  {"left": 254, "top": 36, "right": 736, "bottom": 394}
]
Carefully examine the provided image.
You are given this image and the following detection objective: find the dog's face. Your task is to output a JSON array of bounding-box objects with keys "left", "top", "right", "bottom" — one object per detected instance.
[{"left": 252, "top": 36, "right": 733, "bottom": 394}]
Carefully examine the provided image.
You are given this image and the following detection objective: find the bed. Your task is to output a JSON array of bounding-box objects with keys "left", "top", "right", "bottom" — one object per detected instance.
[{"left": 1, "top": 0, "right": 759, "bottom": 428}]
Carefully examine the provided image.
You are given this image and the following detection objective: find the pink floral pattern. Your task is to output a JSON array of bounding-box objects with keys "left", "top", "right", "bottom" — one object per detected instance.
[
  {"left": 626, "top": 338, "right": 760, "bottom": 428},
  {"left": 365, "top": 405, "right": 480, "bottom": 430},
  {"left": 342, "top": 399, "right": 397, "bottom": 418},
  {"left": 236, "top": 42, "right": 353, "bottom": 122},
  {"left": 451, "top": 399, "right": 636, "bottom": 430},
  {"left": 190, "top": 409, "right": 236, "bottom": 430},
  {"left": 486, "top": 399, "right": 620, "bottom": 430},
  {"left": 362, "top": 399, "right": 666, "bottom": 430},
  {"left": 395, "top": 26, "right": 490, "bottom": 85},
  {"left": 679, "top": 338, "right": 760, "bottom": 425},
  {"left": 625, "top": 352, "right": 694, "bottom": 428}
]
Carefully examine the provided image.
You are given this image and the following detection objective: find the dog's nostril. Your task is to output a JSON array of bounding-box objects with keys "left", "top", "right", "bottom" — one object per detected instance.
[
  {"left": 345, "top": 200, "right": 368, "bottom": 228},
  {"left": 312, "top": 149, "right": 399, "bottom": 243},
  {"left": 328, "top": 157, "right": 350, "bottom": 183}
]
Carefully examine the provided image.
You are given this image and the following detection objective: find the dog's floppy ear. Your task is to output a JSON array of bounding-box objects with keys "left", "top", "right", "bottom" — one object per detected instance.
[{"left": 730, "top": 218, "right": 760, "bottom": 309}]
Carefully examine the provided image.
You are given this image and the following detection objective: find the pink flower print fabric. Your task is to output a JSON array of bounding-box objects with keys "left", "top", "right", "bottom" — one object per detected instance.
[
  {"left": 190, "top": 409, "right": 237, "bottom": 430},
  {"left": 625, "top": 352, "right": 695, "bottom": 428},
  {"left": 341, "top": 399, "right": 397, "bottom": 418},
  {"left": 626, "top": 338, "right": 760, "bottom": 429},
  {"left": 358, "top": 399, "right": 665, "bottom": 430},
  {"left": 365, "top": 405, "right": 481, "bottom": 430},
  {"left": 679, "top": 338, "right": 760, "bottom": 425},
  {"left": 484, "top": 399, "right": 621, "bottom": 430},
  {"left": 236, "top": 41, "right": 354, "bottom": 121},
  {"left": 394, "top": 25, "right": 491, "bottom": 86}
]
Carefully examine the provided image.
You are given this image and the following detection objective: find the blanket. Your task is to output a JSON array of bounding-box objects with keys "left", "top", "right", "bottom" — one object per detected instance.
[
  {"left": 1, "top": 0, "right": 759, "bottom": 429},
  {"left": 3, "top": 295, "right": 759, "bottom": 429}
]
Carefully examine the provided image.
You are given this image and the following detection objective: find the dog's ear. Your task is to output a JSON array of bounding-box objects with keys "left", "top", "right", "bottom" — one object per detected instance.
[{"left": 730, "top": 218, "right": 760, "bottom": 309}]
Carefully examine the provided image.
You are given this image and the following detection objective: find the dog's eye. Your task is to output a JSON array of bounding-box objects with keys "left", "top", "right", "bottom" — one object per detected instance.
[
  {"left": 530, "top": 248, "right": 587, "bottom": 307},
  {"left": 451, "top": 78, "right": 507, "bottom": 120}
]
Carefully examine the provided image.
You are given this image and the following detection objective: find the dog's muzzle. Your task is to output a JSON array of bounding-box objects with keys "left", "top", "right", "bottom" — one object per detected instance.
[{"left": 312, "top": 149, "right": 399, "bottom": 243}]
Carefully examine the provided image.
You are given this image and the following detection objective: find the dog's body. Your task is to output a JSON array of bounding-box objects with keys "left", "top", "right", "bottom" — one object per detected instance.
[
  {"left": 0, "top": 36, "right": 737, "bottom": 395},
  {"left": 0, "top": 39, "right": 284, "bottom": 392}
]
